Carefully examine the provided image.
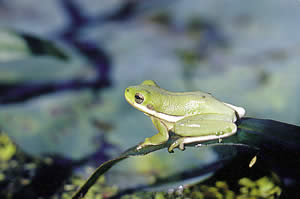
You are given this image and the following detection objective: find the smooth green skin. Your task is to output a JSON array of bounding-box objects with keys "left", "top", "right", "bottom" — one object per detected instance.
[{"left": 125, "top": 80, "right": 244, "bottom": 152}]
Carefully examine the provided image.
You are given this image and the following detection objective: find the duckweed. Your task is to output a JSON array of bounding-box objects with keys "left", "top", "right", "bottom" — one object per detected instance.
[
  {"left": 0, "top": 133, "right": 16, "bottom": 161},
  {"left": 118, "top": 175, "right": 281, "bottom": 199}
]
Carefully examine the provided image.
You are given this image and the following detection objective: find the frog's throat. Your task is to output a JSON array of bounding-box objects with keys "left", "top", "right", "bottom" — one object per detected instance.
[{"left": 133, "top": 103, "right": 185, "bottom": 123}]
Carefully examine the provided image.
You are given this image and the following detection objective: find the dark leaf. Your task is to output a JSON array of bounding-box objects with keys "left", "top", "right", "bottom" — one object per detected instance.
[
  {"left": 0, "top": 29, "right": 69, "bottom": 61},
  {"left": 71, "top": 118, "right": 300, "bottom": 199}
]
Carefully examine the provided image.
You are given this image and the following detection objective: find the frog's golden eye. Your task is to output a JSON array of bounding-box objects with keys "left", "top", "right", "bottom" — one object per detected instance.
[{"left": 135, "top": 93, "right": 144, "bottom": 104}]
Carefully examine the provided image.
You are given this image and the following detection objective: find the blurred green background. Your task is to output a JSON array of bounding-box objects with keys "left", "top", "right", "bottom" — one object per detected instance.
[{"left": 0, "top": 0, "right": 299, "bottom": 198}]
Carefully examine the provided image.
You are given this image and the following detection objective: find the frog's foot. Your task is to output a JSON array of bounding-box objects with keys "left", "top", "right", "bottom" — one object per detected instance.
[
  {"left": 136, "top": 144, "right": 145, "bottom": 151},
  {"left": 168, "top": 138, "right": 186, "bottom": 153},
  {"left": 136, "top": 137, "right": 162, "bottom": 151},
  {"left": 136, "top": 139, "right": 150, "bottom": 151},
  {"left": 137, "top": 124, "right": 169, "bottom": 151}
]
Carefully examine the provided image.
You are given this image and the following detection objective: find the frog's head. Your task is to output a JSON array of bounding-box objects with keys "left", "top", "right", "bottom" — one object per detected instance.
[{"left": 125, "top": 80, "right": 160, "bottom": 114}]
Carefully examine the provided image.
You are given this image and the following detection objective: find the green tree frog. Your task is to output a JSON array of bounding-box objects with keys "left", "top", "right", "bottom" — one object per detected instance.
[{"left": 125, "top": 80, "right": 245, "bottom": 152}]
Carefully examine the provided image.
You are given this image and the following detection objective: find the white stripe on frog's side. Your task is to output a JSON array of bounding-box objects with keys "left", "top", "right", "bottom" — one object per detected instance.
[
  {"left": 134, "top": 103, "right": 185, "bottom": 123},
  {"left": 133, "top": 101, "right": 245, "bottom": 123},
  {"left": 223, "top": 103, "right": 246, "bottom": 119}
]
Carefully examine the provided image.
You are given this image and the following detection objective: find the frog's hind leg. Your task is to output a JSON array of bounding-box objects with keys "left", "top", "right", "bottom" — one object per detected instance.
[
  {"left": 168, "top": 114, "right": 237, "bottom": 152},
  {"left": 137, "top": 117, "right": 169, "bottom": 150},
  {"left": 168, "top": 134, "right": 234, "bottom": 152}
]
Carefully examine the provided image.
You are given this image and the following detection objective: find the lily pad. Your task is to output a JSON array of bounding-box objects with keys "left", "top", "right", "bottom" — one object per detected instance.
[
  {"left": 0, "top": 90, "right": 109, "bottom": 160},
  {"left": 0, "top": 29, "right": 68, "bottom": 62},
  {"left": 0, "top": 29, "right": 97, "bottom": 84}
]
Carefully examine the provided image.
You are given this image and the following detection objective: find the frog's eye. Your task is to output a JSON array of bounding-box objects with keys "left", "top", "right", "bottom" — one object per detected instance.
[{"left": 135, "top": 93, "right": 144, "bottom": 104}]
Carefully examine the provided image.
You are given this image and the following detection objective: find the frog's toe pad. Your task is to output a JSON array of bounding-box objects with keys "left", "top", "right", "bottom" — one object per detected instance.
[
  {"left": 168, "top": 149, "right": 174, "bottom": 153},
  {"left": 168, "top": 138, "right": 186, "bottom": 153},
  {"left": 137, "top": 138, "right": 158, "bottom": 150},
  {"left": 179, "top": 143, "right": 185, "bottom": 151},
  {"left": 136, "top": 145, "right": 143, "bottom": 150},
  {"left": 137, "top": 141, "right": 150, "bottom": 150}
]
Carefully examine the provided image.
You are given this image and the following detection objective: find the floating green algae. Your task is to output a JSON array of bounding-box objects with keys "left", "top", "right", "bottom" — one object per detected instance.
[{"left": 0, "top": 132, "right": 16, "bottom": 161}]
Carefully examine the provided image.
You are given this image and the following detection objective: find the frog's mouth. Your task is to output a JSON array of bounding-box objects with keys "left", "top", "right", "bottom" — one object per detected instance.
[{"left": 125, "top": 87, "right": 184, "bottom": 122}]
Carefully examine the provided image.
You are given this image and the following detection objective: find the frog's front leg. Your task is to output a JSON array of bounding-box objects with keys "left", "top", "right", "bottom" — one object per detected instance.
[
  {"left": 168, "top": 114, "right": 237, "bottom": 152},
  {"left": 137, "top": 116, "right": 169, "bottom": 150}
]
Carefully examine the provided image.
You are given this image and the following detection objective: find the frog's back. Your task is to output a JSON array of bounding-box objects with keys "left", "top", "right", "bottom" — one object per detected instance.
[{"left": 155, "top": 89, "right": 235, "bottom": 116}]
